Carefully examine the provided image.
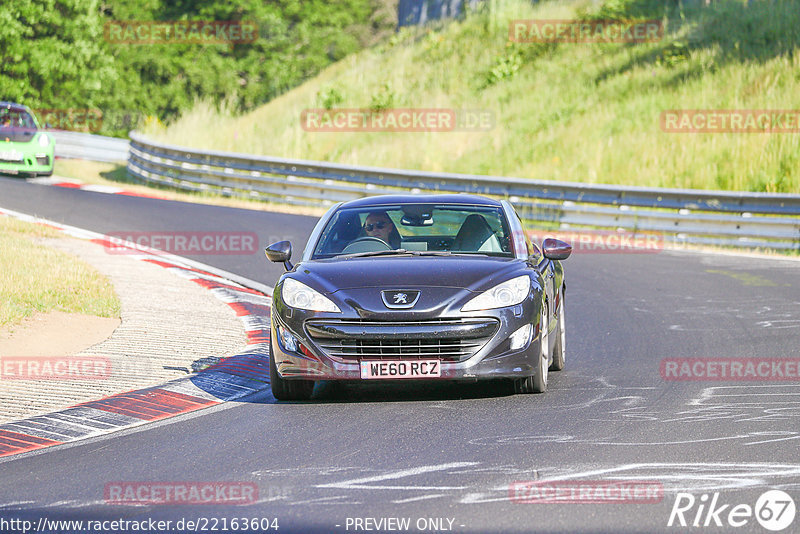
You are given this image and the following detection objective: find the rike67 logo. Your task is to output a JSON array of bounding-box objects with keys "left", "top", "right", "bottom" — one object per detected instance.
[{"left": 668, "top": 490, "right": 796, "bottom": 531}]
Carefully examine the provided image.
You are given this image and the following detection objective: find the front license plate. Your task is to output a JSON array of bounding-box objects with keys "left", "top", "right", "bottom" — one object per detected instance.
[
  {"left": 360, "top": 360, "right": 441, "bottom": 379},
  {"left": 0, "top": 150, "right": 22, "bottom": 161}
]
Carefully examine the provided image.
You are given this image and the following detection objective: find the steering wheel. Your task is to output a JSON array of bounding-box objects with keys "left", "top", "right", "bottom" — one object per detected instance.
[{"left": 341, "top": 236, "right": 392, "bottom": 254}]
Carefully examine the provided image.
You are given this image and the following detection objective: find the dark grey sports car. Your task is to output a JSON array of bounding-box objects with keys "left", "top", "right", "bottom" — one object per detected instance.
[{"left": 265, "top": 194, "right": 571, "bottom": 400}]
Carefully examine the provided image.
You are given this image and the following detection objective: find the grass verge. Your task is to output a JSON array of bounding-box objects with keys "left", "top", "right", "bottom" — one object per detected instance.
[
  {"left": 0, "top": 216, "right": 121, "bottom": 329},
  {"left": 145, "top": 0, "right": 800, "bottom": 193}
]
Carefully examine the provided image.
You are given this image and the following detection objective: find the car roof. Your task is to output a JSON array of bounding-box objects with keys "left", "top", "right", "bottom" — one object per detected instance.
[{"left": 338, "top": 194, "right": 503, "bottom": 209}]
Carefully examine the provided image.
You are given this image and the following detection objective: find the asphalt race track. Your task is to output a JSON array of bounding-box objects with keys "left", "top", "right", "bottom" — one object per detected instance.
[{"left": 1, "top": 176, "right": 800, "bottom": 533}]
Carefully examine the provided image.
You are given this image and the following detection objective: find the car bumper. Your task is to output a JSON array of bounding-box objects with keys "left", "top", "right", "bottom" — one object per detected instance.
[
  {"left": 270, "top": 303, "right": 544, "bottom": 382},
  {"left": 0, "top": 148, "right": 54, "bottom": 175}
]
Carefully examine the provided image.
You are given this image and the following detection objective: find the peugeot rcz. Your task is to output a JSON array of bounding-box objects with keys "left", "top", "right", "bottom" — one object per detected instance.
[{"left": 265, "top": 194, "right": 571, "bottom": 400}]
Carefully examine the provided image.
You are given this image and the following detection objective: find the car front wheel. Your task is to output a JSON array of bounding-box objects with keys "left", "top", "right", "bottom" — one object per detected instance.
[
  {"left": 549, "top": 293, "right": 565, "bottom": 371},
  {"left": 269, "top": 341, "right": 315, "bottom": 401},
  {"left": 514, "top": 302, "right": 549, "bottom": 394}
]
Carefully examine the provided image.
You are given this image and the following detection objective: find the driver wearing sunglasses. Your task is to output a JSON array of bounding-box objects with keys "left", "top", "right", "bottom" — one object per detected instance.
[{"left": 362, "top": 211, "right": 401, "bottom": 249}]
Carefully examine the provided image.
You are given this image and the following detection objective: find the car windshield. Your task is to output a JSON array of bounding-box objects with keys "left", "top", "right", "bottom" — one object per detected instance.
[
  {"left": 0, "top": 108, "right": 37, "bottom": 130},
  {"left": 312, "top": 204, "right": 513, "bottom": 259}
]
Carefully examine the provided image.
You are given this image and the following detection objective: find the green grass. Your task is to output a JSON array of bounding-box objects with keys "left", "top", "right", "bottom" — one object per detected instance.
[
  {"left": 0, "top": 216, "right": 120, "bottom": 328},
  {"left": 144, "top": 0, "right": 800, "bottom": 193}
]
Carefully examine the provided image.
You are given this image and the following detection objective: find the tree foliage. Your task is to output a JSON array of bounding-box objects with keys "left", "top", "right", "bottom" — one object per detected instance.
[{"left": 0, "top": 0, "right": 396, "bottom": 135}]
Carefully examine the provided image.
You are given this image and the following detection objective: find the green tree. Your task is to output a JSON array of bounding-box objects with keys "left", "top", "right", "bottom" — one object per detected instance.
[
  {"left": 0, "top": 0, "right": 115, "bottom": 111},
  {"left": 1, "top": 0, "right": 396, "bottom": 136}
]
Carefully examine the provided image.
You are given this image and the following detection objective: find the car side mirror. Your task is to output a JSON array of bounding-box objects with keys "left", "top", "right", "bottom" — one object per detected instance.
[
  {"left": 265, "top": 241, "right": 293, "bottom": 271},
  {"left": 542, "top": 238, "right": 572, "bottom": 261}
]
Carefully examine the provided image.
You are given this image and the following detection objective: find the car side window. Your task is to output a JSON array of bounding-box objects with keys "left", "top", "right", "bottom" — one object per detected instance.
[
  {"left": 512, "top": 208, "right": 541, "bottom": 259},
  {"left": 316, "top": 211, "right": 362, "bottom": 254}
]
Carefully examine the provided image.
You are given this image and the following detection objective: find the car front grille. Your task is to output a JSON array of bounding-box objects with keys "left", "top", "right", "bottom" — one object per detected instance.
[{"left": 305, "top": 318, "right": 499, "bottom": 363}]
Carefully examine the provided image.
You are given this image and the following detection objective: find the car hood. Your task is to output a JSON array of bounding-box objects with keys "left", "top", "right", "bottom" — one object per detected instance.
[{"left": 292, "top": 255, "right": 525, "bottom": 294}]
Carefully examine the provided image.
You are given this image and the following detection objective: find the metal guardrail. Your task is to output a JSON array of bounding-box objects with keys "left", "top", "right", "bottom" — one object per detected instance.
[
  {"left": 127, "top": 131, "right": 800, "bottom": 250},
  {"left": 52, "top": 131, "right": 129, "bottom": 163}
]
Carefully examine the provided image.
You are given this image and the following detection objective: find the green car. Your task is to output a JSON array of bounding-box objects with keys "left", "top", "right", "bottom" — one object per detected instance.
[{"left": 0, "top": 101, "right": 54, "bottom": 177}]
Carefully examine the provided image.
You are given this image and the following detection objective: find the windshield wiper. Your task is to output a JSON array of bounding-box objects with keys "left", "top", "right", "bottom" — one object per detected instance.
[
  {"left": 342, "top": 249, "right": 411, "bottom": 258},
  {"left": 408, "top": 251, "right": 453, "bottom": 256}
]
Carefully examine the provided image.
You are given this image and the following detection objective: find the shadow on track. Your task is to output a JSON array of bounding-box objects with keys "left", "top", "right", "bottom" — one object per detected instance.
[{"left": 305, "top": 378, "right": 519, "bottom": 403}]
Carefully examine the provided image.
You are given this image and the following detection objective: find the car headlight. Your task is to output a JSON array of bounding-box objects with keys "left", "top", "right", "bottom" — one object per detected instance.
[
  {"left": 38, "top": 133, "right": 50, "bottom": 147},
  {"left": 461, "top": 275, "right": 531, "bottom": 311},
  {"left": 281, "top": 278, "right": 340, "bottom": 312}
]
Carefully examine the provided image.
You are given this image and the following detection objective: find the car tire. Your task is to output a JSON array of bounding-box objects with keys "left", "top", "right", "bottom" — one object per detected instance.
[
  {"left": 269, "top": 340, "right": 315, "bottom": 401},
  {"left": 514, "top": 302, "right": 549, "bottom": 394},
  {"left": 549, "top": 293, "right": 565, "bottom": 372}
]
